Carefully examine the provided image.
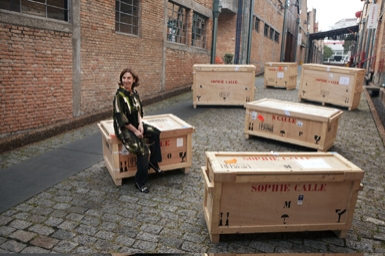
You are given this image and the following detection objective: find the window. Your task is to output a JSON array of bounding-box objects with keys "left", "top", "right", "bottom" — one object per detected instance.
[
  {"left": 116, "top": 0, "right": 140, "bottom": 35},
  {"left": 167, "top": 2, "right": 187, "bottom": 44},
  {"left": 0, "top": 0, "right": 70, "bottom": 22},
  {"left": 269, "top": 28, "right": 274, "bottom": 40},
  {"left": 274, "top": 31, "right": 279, "bottom": 43},
  {"left": 264, "top": 23, "right": 269, "bottom": 37},
  {"left": 192, "top": 12, "right": 206, "bottom": 48},
  {"left": 255, "top": 17, "right": 260, "bottom": 32}
]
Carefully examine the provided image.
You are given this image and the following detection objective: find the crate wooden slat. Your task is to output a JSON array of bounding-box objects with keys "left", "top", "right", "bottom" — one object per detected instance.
[
  {"left": 299, "top": 64, "right": 365, "bottom": 110},
  {"left": 244, "top": 98, "right": 343, "bottom": 151},
  {"left": 264, "top": 62, "right": 298, "bottom": 90},
  {"left": 192, "top": 64, "right": 256, "bottom": 108},
  {"left": 201, "top": 151, "right": 364, "bottom": 243},
  {"left": 98, "top": 114, "right": 195, "bottom": 186}
]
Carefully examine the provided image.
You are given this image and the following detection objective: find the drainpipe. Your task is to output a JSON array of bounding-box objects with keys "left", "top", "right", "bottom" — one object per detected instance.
[
  {"left": 246, "top": 0, "right": 254, "bottom": 64},
  {"left": 210, "top": 0, "right": 221, "bottom": 64},
  {"left": 364, "top": 29, "right": 372, "bottom": 69},
  {"left": 280, "top": 0, "right": 289, "bottom": 62},
  {"left": 294, "top": 17, "right": 300, "bottom": 62},
  {"left": 234, "top": 0, "right": 243, "bottom": 64}
]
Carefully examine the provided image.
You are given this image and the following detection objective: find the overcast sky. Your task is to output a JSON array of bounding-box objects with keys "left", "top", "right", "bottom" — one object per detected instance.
[{"left": 306, "top": 0, "right": 365, "bottom": 31}]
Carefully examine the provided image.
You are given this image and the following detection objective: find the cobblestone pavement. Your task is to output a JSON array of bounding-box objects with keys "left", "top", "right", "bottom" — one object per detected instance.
[{"left": 0, "top": 74, "right": 384, "bottom": 255}]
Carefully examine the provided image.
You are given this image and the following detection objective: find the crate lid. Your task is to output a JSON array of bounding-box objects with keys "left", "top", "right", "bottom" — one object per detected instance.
[
  {"left": 205, "top": 151, "right": 364, "bottom": 182},
  {"left": 302, "top": 64, "right": 365, "bottom": 74},
  {"left": 245, "top": 98, "right": 343, "bottom": 122},
  {"left": 193, "top": 64, "right": 256, "bottom": 72},
  {"left": 264, "top": 62, "right": 298, "bottom": 67},
  {"left": 98, "top": 114, "right": 194, "bottom": 141}
]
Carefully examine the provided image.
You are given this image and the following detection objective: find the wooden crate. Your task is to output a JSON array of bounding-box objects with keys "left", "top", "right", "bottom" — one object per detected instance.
[
  {"left": 244, "top": 98, "right": 343, "bottom": 152},
  {"left": 264, "top": 62, "right": 298, "bottom": 90},
  {"left": 201, "top": 151, "right": 364, "bottom": 243},
  {"left": 299, "top": 64, "right": 365, "bottom": 110},
  {"left": 97, "top": 114, "right": 195, "bottom": 186},
  {"left": 192, "top": 64, "right": 256, "bottom": 108}
]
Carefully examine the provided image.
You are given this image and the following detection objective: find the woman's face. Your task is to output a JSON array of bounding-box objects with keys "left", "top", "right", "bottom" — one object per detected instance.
[{"left": 122, "top": 72, "right": 135, "bottom": 91}]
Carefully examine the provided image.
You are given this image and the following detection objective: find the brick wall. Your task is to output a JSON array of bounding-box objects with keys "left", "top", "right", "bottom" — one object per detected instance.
[{"left": 0, "top": 24, "right": 73, "bottom": 137}]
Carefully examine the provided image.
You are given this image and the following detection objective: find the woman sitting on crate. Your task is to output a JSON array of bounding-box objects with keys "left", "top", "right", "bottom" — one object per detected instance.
[{"left": 113, "top": 67, "right": 163, "bottom": 193}]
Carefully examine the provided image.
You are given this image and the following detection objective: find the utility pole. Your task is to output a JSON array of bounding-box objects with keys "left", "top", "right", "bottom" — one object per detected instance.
[
  {"left": 280, "top": 0, "right": 289, "bottom": 62},
  {"left": 210, "top": 0, "right": 221, "bottom": 64}
]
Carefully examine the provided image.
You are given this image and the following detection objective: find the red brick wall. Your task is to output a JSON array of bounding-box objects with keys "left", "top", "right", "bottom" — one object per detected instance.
[
  {"left": 79, "top": 0, "right": 165, "bottom": 115},
  {"left": 0, "top": 24, "right": 73, "bottom": 136}
]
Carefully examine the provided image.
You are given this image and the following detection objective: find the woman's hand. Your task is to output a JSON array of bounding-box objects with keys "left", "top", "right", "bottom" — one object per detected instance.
[
  {"left": 138, "top": 122, "right": 144, "bottom": 134},
  {"left": 134, "top": 129, "right": 143, "bottom": 138}
]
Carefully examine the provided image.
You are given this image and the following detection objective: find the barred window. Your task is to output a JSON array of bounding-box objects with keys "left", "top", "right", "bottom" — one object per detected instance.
[
  {"left": 269, "top": 28, "right": 274, "bottom": 40},
  {"left": 274, "top": 31, "right": 279, "bottom": 43},
  {"left": 116, "top": 0, "right": 140, "bottom": 35},
  {"left": 255, "top": 17, "right": 260, "bottom": 32},
  {"left": 192, "top": 12, "right": 207, "bottom": 48},
  {"left": 167, "top": 1, "right": 187, "bottom": 44},
  {"left": 264, "top": 23, "right": 269, "bottom": 37},
  {"left": 0, "top": 0, "right": 70, "bottom": 22}
]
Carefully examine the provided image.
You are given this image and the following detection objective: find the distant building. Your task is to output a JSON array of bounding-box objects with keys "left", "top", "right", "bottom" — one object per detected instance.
[{"left": 331, "top": 18, "right": 358, "bottom": 30}]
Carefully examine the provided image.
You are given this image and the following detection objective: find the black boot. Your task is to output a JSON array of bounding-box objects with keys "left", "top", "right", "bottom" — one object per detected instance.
[
  {"left": 136, "top": 155, "right": 149, "bottom": 193},
  {"left": 149, "top": 161, "right": 163, "bottom": 174}
]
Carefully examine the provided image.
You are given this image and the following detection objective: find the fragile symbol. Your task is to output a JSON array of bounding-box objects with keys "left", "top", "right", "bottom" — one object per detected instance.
[
  {"left": 335, "top": 209, "right": 346, "bottom": 222},
  {"left": 179, "top": 152, "right": 186, "bottom": 162},
  {"left": 314, "top": 135, "right": 321, "bottom": 144},
  {"left": 200, "top": 85, "right": 203, "bottom": 88},
  {"left": 299, "top": 131, "right": 303, "bottom": 136},
  {"left": 280, "top": 130, "right": 285, "bottom": 136},
  {"left": 197, "top": 95, "right": 201, "bottom": 101},
  {"left": 249, "top": 122, "right": 254, "bottom": 131},
  {"left": 167, "top": 153, "right": 172, "bottom": 159}
]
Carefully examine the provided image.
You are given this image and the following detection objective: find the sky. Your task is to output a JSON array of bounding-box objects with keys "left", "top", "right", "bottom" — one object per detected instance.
[{"left": 306, "top": 0, "right": 365, "bottom": 31}]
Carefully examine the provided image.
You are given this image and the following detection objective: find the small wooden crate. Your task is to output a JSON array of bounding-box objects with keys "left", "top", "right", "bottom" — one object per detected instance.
[
  {"left": 264, "top": 62, "right": 298, "bottom": 90},
  {"left": 299, "top": 64, "right": 365, "bottom": 110},
  {"left": 244, "top": 98, "right": 343, "bottom": 151},
  {"left": 192, "top": 64, "right": 256, "bottom": 108},
  {"left": 97, "top": 114, "right": 195, "bottom": 186},
  {"left": 201, "top": 151, "right": 364, "bottom": 243}
]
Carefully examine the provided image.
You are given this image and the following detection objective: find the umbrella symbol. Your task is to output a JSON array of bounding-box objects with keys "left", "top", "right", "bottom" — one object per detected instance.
[{"left": 281, "top": 214, "right": 289, "bottom": 224}]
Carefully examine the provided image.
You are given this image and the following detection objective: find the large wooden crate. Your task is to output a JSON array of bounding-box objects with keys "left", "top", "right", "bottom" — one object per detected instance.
[
  {"left": 98, "top": 114, "right": 195, "bottom": 186},
  {"left": 244, "top": 98, "right": 343, "bottom": 151},
  {"left": 192, "top": 64, "right": 256, "bottom": 108},
  {"left": 264, "top": 62, "right": 298, "bottom": 90},
  {"left": 299, "top": 64, "right": 365, "bottom": 110},
  {"left": 201, "top": 151, "right": 364, "bottom": 243}
]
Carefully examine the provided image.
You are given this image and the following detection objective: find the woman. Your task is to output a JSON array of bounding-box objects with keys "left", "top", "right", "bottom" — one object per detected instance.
[{"left": 113, "top": 68, "right": 162, "bottom": 193}]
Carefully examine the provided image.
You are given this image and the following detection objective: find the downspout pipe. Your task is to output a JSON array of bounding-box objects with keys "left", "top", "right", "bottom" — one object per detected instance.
[
  {"left": 280, "top": 0, "right": 289, "bottom": 62},
  {"left": 294, "top": 17, "right": 300, "bottom": 62},
  {"left": 210, "top": 0, "right": 221, "bottom": 64},
  {"left": 234, "top": 0, "right": 243, "bottom": 64},
  {"left": 246, "top": 0, "right": 254, "bottom": 64}
]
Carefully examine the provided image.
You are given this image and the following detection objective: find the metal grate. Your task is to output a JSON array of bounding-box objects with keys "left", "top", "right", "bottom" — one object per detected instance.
[
  {"left": 0, "top": 0, "right": 69, "bottom": 22},
  {"left": 115, "top": 0, "right": 140, "bottom": 35}
]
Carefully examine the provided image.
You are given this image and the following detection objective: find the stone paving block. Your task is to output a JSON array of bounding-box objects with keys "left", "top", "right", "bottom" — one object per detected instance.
[
  {"left": 8, "top": 219, "right": 33, "bottom": 230},
  {"left": 30, "top": 235, "right": 59, "bottom": 249},
  {"left": 73, "top": 234, "right": 97, "bottom": 246},
  {"left": 29, "top": 214, "right": 48, "bottom": 224},
  {"left": 57, "top": 220, "right": 79, "bottom": 230},
  {"left": 0, "top": 216, "right": 13, "bottom": 226},
  {"left": 52, "top": 240, "right": 78, "bottom": 253},
  {"left": 99, "top": 221, "right": 117, "bottom": 231},
  {"left": 51, "top": 229, "right": 76, "bottom": 240},
  {"left": 181, "top": 240, "right": 207, "bottom": 252},
  {"left": 53, "top": 203, "right": 71, "bottom": 210},
  {"left": 73, "top": 246, "right": 98, "bottom": 254},
  {"left": 95, "top": 230, "right": 115, "bottom": 240},
  {"left": 136, "top": 231, "right": 160, "bottom": 243},
  {"left": 1, "top": 239, "right": 27, "bottom": 252},
  {"left": 68, "top": 206, "right": 88, "bottom": 214},
  {"left": 14, "top": 204, "right": 33, "bottom": 212},
  {"left": 75, "top": 224, "right": 98, "bottom": 236},
  {"left": 80, "top": 216, "right": 100, "bottom": 226},
  {"left": 21, "top": 246, "right": 50, "bottom": 253},
  {"left": 92, "top": 239, "right": 120, "bottom": 253},
  {"left": 140, "top": 223, "right": 163, "bottom": 235},
  {"left": 132, "top": 239, "right": 157, "bottom": 251},
  {"left": 115, "top": 235, "right": 135, "bottom": 247},
  {"left": 249, "top": 240, "right": 275, "bottom": 253},
  {"left": 28, "top": 224, "right": 55, "bottom": 236},
  {"left": 31, "top": 207, "right": 54, "bottom": 216},
  {"left": 44, "top": 216, "right": 64, "bottom": 227},
  {"left": 0, "top": 226, "right": 16, "bottom": 236},
  {"left": 9, "top": 230, "right": 36, "bottom": 243}
]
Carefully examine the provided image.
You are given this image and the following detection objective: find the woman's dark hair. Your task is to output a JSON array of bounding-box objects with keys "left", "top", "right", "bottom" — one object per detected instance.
[{"left": 119, "top": 68, "right": 140, "bottom": 89}]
